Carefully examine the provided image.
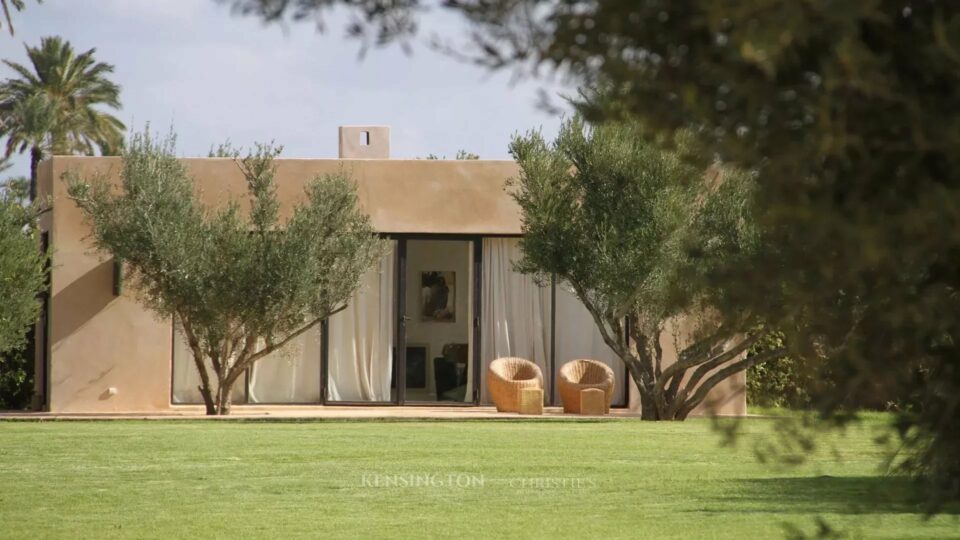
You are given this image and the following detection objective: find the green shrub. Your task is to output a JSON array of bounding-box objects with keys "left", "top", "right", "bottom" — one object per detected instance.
[
  {"left": 747, "top": 357, "right": 813, "bottom": 409},
  {"left": 747, "top": 332, "right": 904, "bottom": 412},
  {"left": 0, "top": 343, "right": 33, "bottom": 410},
  {"left": 746, "top": 333, "right": 814, "bottom": 409}
]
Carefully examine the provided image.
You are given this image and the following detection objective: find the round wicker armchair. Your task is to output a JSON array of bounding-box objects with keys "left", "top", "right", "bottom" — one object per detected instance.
[
  {"left": 558, "top": 359, "right": 616, "bottom": 413},
  {"left": 487, "top": 357, "right": 544, "bottom": 413}
]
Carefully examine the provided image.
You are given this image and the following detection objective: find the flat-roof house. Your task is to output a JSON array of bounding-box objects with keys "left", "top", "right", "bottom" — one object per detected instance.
[{"left": 32, "top": 126, "right": 745, "bottom": 415}]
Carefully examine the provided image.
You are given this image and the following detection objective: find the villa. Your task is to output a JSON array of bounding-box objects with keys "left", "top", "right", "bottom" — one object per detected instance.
[{"left": 31, "top": 126, "right": 745, "bottom": 415}]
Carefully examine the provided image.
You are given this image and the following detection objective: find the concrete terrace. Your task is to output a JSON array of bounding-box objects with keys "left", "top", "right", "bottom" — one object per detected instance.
[{"left": 0, "top": 406, "right": 649, "bottom": 421}]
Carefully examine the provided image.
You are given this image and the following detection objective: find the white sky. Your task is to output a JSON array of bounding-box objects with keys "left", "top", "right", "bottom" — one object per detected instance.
[{"left": 0, "top": 0, "right": 572, "bottom": 176}]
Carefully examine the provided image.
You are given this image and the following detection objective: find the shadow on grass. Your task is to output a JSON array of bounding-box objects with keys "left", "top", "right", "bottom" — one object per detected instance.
[{"left": 717, "top": 476, "right": 960, "bottom": 516}]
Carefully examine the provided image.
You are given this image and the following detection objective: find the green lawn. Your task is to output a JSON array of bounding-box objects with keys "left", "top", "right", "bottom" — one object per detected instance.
[{"left": 0, "top": 418, "right": 957, "bottom": 538}]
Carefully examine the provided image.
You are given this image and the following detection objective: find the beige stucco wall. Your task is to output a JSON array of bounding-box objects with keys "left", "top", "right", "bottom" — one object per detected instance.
[
  {"left": 49, "top": 157, "right": 522, "bottom": 234},
  {"left": 39, "top": 155, "right": 746, "bottom": 415}
]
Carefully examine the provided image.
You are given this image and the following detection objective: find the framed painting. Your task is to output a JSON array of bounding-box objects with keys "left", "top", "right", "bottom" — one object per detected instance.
[{"left": 420, "top": 271, "right": 455, "bottom": 322}]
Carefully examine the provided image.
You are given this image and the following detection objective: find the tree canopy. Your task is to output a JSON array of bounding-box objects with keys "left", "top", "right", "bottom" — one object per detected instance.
[
  {"left": 510, "top": 117, "right": 783, "bottom": 420},
  {"left": 66, "top": 131, "right": 386, "bottom": 415}
]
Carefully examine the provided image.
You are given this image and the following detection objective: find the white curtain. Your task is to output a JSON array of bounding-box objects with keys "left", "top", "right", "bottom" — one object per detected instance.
[
  {"left": 479, "top": 238, "right": 552, "bottom": 403},
  {"left": 327, "top": 241, "right": 396, "bottom": 402},
  {"left": 171, "top": 329, "right": 246, "bottom": 404},
  {"left": 553, "top": 283, "right": 627, "bottom": 406},
  {"left": 248, "top": 326, "right": 322, "bottom": 403}
]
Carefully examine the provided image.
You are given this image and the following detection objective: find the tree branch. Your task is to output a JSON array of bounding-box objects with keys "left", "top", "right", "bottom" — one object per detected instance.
[
  {"left": 242, "top": 303, "right": 349, "bottom": 369},
  {"left": 654, "top": 324, "right": 736, "bottom": 398},
  {"left": 668, "top": 333, "right": 759, "bottom": 418},
  {"left": 652, "top": 322, "right": 664, "bottom": 379},
  {"left": 176, "top": 310, "right": 216, "bottom": 413},
  {"left": 568, "top": 280, "right": 656, "bottom": 386},
  {"left": 569, "top": 281, "right": 628, "bottom": 357},
  {"left": 680, "top": 334, "right": 755, "bottom": 390},
  {"left": 676, "top": 347, "right": 787, "bottom": 419},
  {"left": 222, "top": 332, "right": 260, "bottom": 392}
]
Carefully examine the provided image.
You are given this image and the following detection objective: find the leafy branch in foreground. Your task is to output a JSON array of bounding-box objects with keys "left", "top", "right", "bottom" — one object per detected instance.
[{"left": 0, "top": 0, "right": 40, "bottom": 36}]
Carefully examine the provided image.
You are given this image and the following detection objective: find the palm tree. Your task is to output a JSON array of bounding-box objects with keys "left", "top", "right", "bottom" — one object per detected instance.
[
  {"left": 0, "top": 36, "right": 124, "bottom": 199},
  {"left": 2, "top": 92, "right": 54, "bottom": 193}
]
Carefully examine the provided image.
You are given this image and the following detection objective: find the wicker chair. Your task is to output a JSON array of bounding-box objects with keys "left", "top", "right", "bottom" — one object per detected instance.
[
  {"left": 558, "top": 359, "right": 616, "bottom": 413},
  {"left": 487, "top": 357, "right": 544, "bottom": 413}
]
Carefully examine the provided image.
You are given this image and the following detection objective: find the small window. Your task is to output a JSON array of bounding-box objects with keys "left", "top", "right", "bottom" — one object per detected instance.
[{"left": 360, "top": 131, "right": 371, "bottom": 146}]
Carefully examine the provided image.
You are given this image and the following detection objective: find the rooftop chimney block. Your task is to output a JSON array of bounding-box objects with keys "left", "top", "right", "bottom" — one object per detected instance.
[{"left": 339, "top": 125, "right": 390, "bottom": 159}]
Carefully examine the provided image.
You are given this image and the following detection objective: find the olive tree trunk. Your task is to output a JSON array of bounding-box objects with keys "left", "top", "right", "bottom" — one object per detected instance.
[
  {"left": 181, "top": 314, "right": 330, "bottom": 416},
  {"left": 616, "top": 332, "right": 786, "bottom": 421}
]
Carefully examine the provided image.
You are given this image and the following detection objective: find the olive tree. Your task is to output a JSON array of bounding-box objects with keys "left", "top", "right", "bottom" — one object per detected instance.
[
  {"left": 66, "top": 131, "right": 386, "bottom": 415},
  {"left": 510, "top": 117, "right": 785, "bottom": 420}
]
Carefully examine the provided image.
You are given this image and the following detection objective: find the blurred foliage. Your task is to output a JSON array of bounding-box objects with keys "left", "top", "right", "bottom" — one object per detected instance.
[
  {"left": 0, "top": 0, "right": 40, "bottom": 37},
  {"left": 748, "top": 346, "right": 911, "bottom": 412},
  {"left": 444, "top": 0, "right": 960, "bottom": 510},
  {"left": 179, "top": 0, "right": 960, "bottom": 508},
  {"left": 217, "top": 0, "right": 419, "bottom": 53}
]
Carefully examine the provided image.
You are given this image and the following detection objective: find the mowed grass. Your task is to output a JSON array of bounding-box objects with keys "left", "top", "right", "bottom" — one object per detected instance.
[{"left": 0, "top": 418, "right": 957, "bottom": 539}]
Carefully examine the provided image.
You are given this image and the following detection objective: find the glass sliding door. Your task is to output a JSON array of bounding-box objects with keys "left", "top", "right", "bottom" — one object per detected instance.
[
  {"left": 553, "top": 282, "right": 627, "bottom": 406},
  {"left": 248, "top": 326, "right": 322, "bottom": 403},
  {"left": 326, "top": 240, "right": 397, "bottom": 403},
  {"left": 171, "top": 323, "right": 322, "bottom": 405},
  {"left": 479, "top": 238, "right": 552, "bottom": 403},
  {"left": 476, "top": 237, "right": 627, "bottom": 407},
  {"left": 400, "top": 238, "right": 475, "bottom": 403}
]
